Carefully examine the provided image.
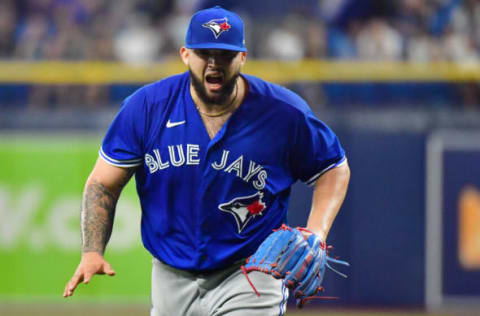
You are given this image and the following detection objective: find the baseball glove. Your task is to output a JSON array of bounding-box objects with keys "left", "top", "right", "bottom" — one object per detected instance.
[{"left": 241, "top": 224, "right": 349, "bottom": 308}]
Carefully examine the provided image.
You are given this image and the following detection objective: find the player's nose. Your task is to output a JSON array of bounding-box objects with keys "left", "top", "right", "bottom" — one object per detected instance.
[{"left": 207, "top": 55, "right": 218, "bottom": 65}]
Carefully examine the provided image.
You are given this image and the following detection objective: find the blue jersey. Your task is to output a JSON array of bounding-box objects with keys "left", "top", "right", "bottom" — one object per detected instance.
[{"left": 100, "top": 72, "right": 345, "bottom": 272}]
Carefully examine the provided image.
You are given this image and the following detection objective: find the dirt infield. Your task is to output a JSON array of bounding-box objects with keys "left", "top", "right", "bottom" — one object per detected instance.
[
  {"left": 1, "top": 303, "right": 479, "bottom": 316},
  {"left": 0, "top": 303, "right": 149, "bottom": 316}
]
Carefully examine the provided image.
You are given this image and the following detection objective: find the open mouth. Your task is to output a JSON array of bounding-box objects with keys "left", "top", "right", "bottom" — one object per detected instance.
[{"left": 205, "top": 73, "right": 224, "bottom": 91}]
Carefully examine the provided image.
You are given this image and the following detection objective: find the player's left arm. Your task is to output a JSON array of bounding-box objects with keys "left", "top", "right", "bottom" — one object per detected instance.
[
  {"left": 242, "top": 160, "right": 350, "bottom": 305},
  {"left": 306, "top": 161, "right": 350, "bottom": 242}
]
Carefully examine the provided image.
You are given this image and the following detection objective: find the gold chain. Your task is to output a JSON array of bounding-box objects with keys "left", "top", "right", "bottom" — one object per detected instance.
[{"left": 195, "top": 82, "right": 238, "bottom": 117}]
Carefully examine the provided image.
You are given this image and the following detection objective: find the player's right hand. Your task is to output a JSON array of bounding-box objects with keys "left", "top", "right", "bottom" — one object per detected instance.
[{"left": 63, "top": 252, "right": 116, "bottom": 298}]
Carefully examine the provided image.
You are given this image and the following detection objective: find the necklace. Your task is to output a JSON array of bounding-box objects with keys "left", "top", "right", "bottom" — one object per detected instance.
[{"left": 196, "top": 82, "right": 238, "bottom": 117}]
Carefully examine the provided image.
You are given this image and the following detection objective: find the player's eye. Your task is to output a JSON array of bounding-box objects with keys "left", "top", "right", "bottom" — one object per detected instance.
[
  {"left": 194, "top": 50, "right": 209, "bottom": 58},
  {"left": 194, "top": 50, "right": 237, "bottom": 61},
  {"left": 220, "top": 52, "right": 238, "bottom": 60}
]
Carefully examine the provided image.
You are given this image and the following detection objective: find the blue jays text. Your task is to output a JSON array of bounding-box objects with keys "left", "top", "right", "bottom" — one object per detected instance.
[{"left": 145, "top": 145, "right": 267, "bottom": 190}]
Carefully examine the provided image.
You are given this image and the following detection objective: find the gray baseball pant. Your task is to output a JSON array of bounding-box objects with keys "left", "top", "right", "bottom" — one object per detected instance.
[{"left": 150, "top": 258, "right": 288, "bottom": 316}]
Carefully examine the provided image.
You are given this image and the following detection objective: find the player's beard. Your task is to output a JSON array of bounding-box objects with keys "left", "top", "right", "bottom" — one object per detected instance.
[{"left": 189, "top": 69, "right": 239, "bottom": 106}]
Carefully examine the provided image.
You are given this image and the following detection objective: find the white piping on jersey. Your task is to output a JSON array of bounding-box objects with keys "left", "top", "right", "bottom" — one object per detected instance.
[
  {"left": 99, "top": 148, "right": 143, "bottom": 167},
  {"left": 306, "top": 156, "right": 347, "bottom": 187}
]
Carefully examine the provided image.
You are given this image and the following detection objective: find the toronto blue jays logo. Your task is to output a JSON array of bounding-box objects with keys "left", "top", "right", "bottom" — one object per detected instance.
[
  {"left": 218, "top": 192, "right": 266, "bottom": 233},
  {"left": 202, "top": 18, "right": 231, "bottom": 39}
]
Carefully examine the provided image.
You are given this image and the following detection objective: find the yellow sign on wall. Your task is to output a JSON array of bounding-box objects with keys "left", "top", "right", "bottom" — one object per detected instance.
[{"left": 459, "top": 186, "right": 480, "bottom": 270}]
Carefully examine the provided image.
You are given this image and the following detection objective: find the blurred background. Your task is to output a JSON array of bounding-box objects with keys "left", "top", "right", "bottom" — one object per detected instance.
[{"left": 1, "top": 0, "right": 480, "bottom": 315}]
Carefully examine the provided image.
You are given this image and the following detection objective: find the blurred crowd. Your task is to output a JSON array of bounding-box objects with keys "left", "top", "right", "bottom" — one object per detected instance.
[
  {"left": 2, "top": 0, "right": 479, "bottom": 62},
  {"left": 0, "top": 0, "right": 479, "bottom": 109}
]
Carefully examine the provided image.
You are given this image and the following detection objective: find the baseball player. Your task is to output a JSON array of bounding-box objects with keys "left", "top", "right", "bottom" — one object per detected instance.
[{"left": 63, "top": 6, "right": 350, "bottom": 316}]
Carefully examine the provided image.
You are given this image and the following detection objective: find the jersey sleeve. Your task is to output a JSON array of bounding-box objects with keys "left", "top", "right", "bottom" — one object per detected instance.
[
  {"left": 99, "top": 88, "right": 147, "bottom": 167},
  {"left": 290, "top": 108, "right": 346, "bottom": 186}
]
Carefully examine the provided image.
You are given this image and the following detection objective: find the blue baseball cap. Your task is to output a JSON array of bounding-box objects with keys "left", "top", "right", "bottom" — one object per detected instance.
[{"left": 185, "top": 6, "right": 247, "bottom": 52}]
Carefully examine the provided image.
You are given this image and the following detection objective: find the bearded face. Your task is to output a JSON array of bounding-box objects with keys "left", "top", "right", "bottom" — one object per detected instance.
[
  {"left": 189, "top": 68, "right": 239, "bottom": 105},
  {"left": 184, "top": 49, "right": 245, "bottom": 105}
]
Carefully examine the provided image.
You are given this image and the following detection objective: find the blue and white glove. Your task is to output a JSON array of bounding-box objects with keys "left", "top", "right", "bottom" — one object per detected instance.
[{"left": 241, "top": 224, "right": 349, "bottom": 308}]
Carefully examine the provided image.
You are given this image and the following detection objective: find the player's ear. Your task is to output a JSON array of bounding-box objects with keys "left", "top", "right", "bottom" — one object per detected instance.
[
  {"left": 239, "top": 52, "right": 247, "bottom": 66},
  {"left": 180, "top": 47, "right": 189, "bottom": 66}
]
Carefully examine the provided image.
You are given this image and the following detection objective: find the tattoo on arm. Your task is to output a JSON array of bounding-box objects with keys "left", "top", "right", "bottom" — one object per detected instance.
[{"left": 81, "top": 169, "right": 134, "bottom": 254}]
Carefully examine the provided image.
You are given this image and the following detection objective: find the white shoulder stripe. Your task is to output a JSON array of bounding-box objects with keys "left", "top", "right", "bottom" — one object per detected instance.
[
  {"left": 99, "top": 148, "right": 143, "bottom": 163},
  {"left": 99, "top": 149, "right": 143, "bottom": 167},
  {"left": 305, "top": 156, "right": 347, "bottom": 186},
  {"left": 99, "top": 154, "right": 143, "bottom": 168}
]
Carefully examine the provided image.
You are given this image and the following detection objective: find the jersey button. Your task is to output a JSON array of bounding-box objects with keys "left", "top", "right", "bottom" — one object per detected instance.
[{"left": 201, "top": 254, "right": 207, "bottom": 261}]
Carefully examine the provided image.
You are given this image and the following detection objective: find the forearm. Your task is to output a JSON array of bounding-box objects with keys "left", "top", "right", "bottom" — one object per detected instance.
[
  {"left": 81, "top": 178, "right": 119, "bottom": 254},
  {"left": 80, "top": 162, "right": 135, "bottom": 255},
  {"left": 306, "top": 162, "right": 350, "bottom": 241},
  {"left": 64, "top": 159, "right": 133, "bottom": 298}
]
